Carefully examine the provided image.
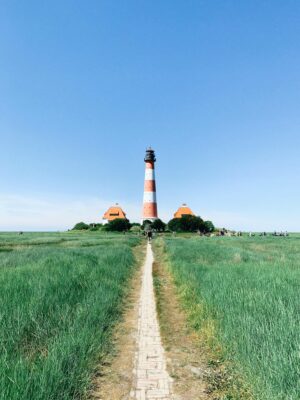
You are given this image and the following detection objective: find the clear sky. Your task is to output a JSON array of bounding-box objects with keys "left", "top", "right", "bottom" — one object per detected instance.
[{"left": 1, "top": 1, "right": 300, "bottom": 231}]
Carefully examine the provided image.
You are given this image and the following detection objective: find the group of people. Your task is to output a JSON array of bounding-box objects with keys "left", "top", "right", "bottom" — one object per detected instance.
[
  {"left": 144, "top": 229, "right": 289, "bottom": 241},
  {"left": 217, "top": 230, "right": 289, "bottom": 237},
  {"left": 249, "top": 231, "right": 289, "bottom": 237},
  {"left": 214, "top": 229, "right": 243, "bottom": 237},
  {"left": 272, "top": 231, "right": 289, "bottom": 237}
]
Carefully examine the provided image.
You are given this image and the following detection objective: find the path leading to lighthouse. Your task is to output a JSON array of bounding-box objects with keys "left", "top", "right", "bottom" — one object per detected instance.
[
  {"left": 130, "top": 242, "right": 173, "bottom": 400},
  {"left": 92, "top": 241, "right": 217, "bottom": 400}
]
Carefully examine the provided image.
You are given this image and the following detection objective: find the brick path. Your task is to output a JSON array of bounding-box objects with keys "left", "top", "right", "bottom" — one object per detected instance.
[{"left": 131, "top": 243, "right": 172, "bottom": 400}]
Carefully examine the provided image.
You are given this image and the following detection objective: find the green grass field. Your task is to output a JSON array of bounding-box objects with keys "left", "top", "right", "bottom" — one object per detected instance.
[
  {"left": 0, "top": 232, "right": 140, "bottom": 400},
  {"left": 162, "top": 235, "right": 300, "bottom": 400}
]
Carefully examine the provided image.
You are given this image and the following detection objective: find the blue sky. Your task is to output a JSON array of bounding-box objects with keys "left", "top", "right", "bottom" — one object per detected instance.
[{"left": 1, "top": 1, "right": 300, "bottom": 231}]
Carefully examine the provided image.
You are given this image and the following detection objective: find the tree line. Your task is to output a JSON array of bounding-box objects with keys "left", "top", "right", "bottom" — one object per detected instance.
[{"left": 72, "top": 215, "right": 215, "bottom": 233}]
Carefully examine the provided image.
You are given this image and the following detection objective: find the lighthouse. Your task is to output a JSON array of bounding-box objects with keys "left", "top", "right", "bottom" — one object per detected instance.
[{"left": 142, "top": 147, "right": 158, "bottom": 222}]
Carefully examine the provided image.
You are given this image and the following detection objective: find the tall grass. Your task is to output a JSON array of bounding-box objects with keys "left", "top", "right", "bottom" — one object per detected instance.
[
  {"left": 0, "top": 232, "right": 140, "bottom": 400},
  {"left": 164, "top": 236, "right": 300, "bottom": 400}
]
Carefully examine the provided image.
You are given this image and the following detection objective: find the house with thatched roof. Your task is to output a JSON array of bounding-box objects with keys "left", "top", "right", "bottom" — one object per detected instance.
[
  {"left": 174, "top": 203, "right": 195, "bottom": 218},
  {"left": 102, "top": 203, "right": 127, "bottom": 224}
]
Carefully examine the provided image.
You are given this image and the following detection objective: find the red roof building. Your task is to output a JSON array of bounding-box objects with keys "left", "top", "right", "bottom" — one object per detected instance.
[
  {"left": 174, "top": 203, "right": 195, "bottom": 218},
  {"left": 103, "top": 203, "right": 126, "bottom": 223}
]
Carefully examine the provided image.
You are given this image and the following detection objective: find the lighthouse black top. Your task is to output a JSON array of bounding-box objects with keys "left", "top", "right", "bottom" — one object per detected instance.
[{"left": 144, "top": 148, "right": 156, "bottom": 162}]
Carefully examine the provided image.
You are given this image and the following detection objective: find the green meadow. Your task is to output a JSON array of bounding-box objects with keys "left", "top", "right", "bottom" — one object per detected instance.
[
  {"left": 1, "top": 231, "right": 299, "bottom": 399},
  {"left": 162, "top": 235, "right": 300, "bottom": 400},
  {"left": 0, "top": 232, "right": 140, "bottom": 400}
]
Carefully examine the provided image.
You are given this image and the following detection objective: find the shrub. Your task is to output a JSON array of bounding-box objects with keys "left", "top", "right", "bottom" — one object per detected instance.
[
  {"left": 167, "top": 218, "right": 181, "bottom": 232},
  {"left": 88, "top": 223, "right": 103, "bottom": 231},
  {"left": 89, "top": 223, "right": 102, "bottom": 229},
  {"left": 142, "top": 220, "right": 153, "bottom": 231},
  {"left": 152, "top": 219, "right": 166, "bottom": 232},
  {"left": 168, "top": 215, "right": 205, "bottom": 232},
  {"left": 72, "top": 222, "right": 89, "bottom": 230},
  {"left": 203, "top": 220, "right": 215, "bottom": 233},
  {"left": 130, "top": 225, "right": 141, "bottom": 233},
  {"left": 105, "top": 218, "right": 132, "bottom": 232}
]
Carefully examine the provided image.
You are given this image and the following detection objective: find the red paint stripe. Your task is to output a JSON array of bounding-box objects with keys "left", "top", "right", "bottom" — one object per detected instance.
[
  {"left": 143, "top": 203, "right": 158, "bottom": 218},
  {"left": 144, "top": 180, "right": 156, "bottom": 192},
  {"left": 145, "top": 161, "right": 154, "bottom": 169}
]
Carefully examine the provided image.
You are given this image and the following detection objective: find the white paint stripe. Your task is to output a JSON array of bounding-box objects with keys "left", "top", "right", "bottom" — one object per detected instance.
[
  {"left": 145, "top": 168, "right": 155, "bottom": 180},
  {"left": 143, "top": 191, "right": 157, "bottom": 203}
]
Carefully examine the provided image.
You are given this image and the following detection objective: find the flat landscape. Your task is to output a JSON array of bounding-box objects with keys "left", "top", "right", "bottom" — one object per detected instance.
[
  {"left": 0, "top": 232, "right": 299, "bottom": 399},
  {"left": 159, "top": 235, "right": 300, "bottom": 400},
  {"left": 3, "top": 2, "right": 299, "bottom": 399},
  {"left": 0, "top": 232, "right": 140, "bottom": 400}
]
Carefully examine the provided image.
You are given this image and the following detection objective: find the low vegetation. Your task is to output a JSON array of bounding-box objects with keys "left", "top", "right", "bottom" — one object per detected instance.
[
  {"left": 0, "top": 232, "right": 140, "bottom": 400},
  {"left": 72, "top": 219, "right": 133, "bottom": 232},
  {"left": 105, "top": 218, "right": 132, "bottom": 232},
  {"left": 162, "top": 235, "right": 300, "bottom": 400},
  {"left": 142, "top": 218, "right": 166, "bottom": 232},
  {"left": 167, "top": 215, "right": 215, "bottom": 233},
  {"left": 72, "top": 221, "right": 90, "bottom": 230},
  {"left": 72, "top": 216, "right": 216, "bottom": 234}
]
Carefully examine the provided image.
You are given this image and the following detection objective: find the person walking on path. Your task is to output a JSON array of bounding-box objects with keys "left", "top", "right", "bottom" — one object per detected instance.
[{"left": 146, "top": 229, "right": 153, "bottom": 243}]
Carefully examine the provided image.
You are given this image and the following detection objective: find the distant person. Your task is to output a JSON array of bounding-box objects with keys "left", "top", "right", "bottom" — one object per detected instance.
[{"left": 147, "top": 230, "right": 153, "bottom": 243}]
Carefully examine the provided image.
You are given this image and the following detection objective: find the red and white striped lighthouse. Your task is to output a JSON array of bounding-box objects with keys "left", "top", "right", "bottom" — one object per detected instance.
[{"left": 142, "top": 147, "right": 158, "bottom": 222}]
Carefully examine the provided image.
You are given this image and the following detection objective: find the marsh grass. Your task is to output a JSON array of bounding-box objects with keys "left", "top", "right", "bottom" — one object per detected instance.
[
  {"left": 0, "top": 232, "right": 140, "bottom": 400},
  {"left": 164, "top": 236, "right": 300, "bottom": 400}
]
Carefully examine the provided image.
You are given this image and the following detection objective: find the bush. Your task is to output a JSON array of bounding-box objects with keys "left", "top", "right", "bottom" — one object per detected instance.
[
  {"left": 88, "top": 223, "right": 103, "bottom": 231},
  {"left": 105, "top": 218, "right": 132, "bottom": 232},
  {"left": 142, "top": 220, "right": 153, "bottom": 231},
  {"left": 130, "top": 225, "right": 141, "bottom": 233},
  {"left": 152, "top": 219, "right": 166, "bottom": 232},
  {"left": 72, "top": 222, "right": 89, "bottom": 230},
  {"left": 168, "top": 215, "right": 205, "bottom": 232},
  {"left": 167, "top": 218, "right": 181, "bottom": 232},
  {"left": 203, "top": 220, "right": 215, "bottom": 233},
  {"left": 89, "top": 223, "right": 102, "bottom": 228}
]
